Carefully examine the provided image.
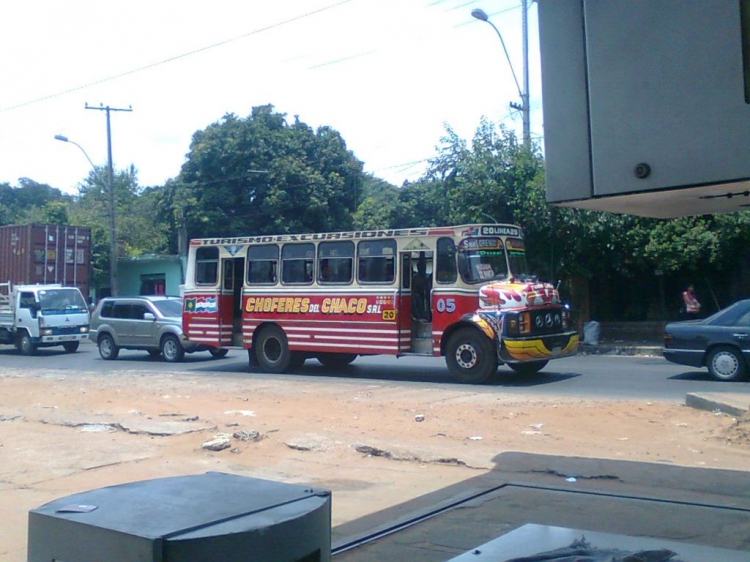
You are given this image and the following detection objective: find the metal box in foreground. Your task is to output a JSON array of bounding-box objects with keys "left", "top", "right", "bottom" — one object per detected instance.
[
  {"left": 28, "top": 472, "right": 331, "bottom": 562},
  {"left": 539, "top": 1, "right": 750, "bottom": 218}
]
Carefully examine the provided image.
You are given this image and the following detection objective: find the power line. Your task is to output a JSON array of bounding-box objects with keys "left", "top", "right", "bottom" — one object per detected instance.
[{"left": 0, "top": 0, "right": 354, "bottom": 113}]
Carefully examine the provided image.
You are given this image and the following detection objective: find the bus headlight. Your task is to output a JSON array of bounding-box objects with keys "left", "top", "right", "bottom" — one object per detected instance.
[{"left": 507, "top": 313, "right": 531, "bottom": 336}]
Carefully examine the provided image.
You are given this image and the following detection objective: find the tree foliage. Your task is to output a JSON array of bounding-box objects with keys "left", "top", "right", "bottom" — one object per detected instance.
[
  {"left": 4, "top": 107, "right": 750, "bottom": 318},
  {"left": 177, "top": 105, "right": 365, "bottom": 239}
]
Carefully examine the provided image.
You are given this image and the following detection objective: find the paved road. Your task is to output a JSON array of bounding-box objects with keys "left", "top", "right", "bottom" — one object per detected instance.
[{"left": 3, "top": 341, "right": 750, "bottom": 401}]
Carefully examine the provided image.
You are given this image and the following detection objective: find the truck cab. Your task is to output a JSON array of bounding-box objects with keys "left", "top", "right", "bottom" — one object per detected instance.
[{"left": 0, "top": 282, "right": 90, "bottom": 355}]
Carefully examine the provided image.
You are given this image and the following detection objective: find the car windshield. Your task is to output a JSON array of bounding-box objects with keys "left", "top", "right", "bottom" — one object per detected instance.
[
  {"left": 38, "top": 288, "right": 88, "bottom": 314},
  {"left": 151, "top": 299, "right": 183, "bottom": 318}
]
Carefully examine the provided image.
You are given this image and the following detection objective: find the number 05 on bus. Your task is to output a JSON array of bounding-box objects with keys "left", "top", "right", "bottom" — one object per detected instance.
[{"left": 183, "top": 224, "right": 579, "bottom": 383}]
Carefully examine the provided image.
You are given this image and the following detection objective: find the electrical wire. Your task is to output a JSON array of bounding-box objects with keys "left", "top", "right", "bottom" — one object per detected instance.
[{"left": 0, "top": 0, "right": 354, "bottom": 113}]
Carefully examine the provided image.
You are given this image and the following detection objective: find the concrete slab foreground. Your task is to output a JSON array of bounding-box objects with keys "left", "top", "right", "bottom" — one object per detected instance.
[
  {"left": 332, "top": 453, "right": 750, "bottom": 561},
  {"left": 446, "top": 524, "right": 749, "bottom": 561}
]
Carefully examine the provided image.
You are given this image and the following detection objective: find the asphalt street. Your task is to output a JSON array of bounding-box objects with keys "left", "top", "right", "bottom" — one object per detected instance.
[{"left": 2, "top": 340, "right": 750, "bottom": 402}]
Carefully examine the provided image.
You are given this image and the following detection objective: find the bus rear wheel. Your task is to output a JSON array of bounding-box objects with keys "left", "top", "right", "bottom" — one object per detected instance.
[
  {"left": 317, "top": 353, "right": 357, "bottom": 369},
  {"left": 256, "top": 325, "right": 292, "bottom": 373},
  {"left": 446, "top": 328, "right": 497, "bottom": 384}
]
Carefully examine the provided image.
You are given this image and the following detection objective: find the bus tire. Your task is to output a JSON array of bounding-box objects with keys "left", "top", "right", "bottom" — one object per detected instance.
[
  {"left": 317, "top": 353, "right": 357, "bottom": 369},
  {"left": 446, "top": 327, "right": 497, "bottom": 384},
  {"left": 288, "top": 352, "right": 307, "bottom": 372},
  {"left": 508, "top": 360, "right": 548, "bottom": 376},
  {"left": 256, "top": 325, "right": 292, "bottom": 373}
]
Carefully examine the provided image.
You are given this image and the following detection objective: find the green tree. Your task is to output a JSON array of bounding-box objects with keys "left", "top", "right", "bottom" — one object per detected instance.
[
  {"left": 352, "top": 175, "right": 398, "bottom": 230},
  {"left": 178, "top": 105, "right": 365, "bottom": 240},
  {"left": 0, "top": 179, "right": 69, "bottom": 225}
]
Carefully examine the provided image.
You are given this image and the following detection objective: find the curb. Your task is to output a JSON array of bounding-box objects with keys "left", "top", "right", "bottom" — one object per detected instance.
[
  {"left": 579, "top": 343, "right": 662, "bottom": 357},
  {"left": 685, "top": 392, "right": 750, "bottom": 417}
]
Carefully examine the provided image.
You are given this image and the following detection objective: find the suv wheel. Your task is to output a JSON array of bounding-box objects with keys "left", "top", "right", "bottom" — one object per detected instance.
[
  {"left": 98, "top": 334, "right": 119, "bottom": 360},
  {"left": 161, "top": 334, "right": 185, "bottom": 363}
]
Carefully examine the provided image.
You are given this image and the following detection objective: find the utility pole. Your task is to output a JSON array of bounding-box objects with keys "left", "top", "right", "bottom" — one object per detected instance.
[
  {"left": 505, "top": 0, "right": 530, "bottom": 147},
  {"left": 86, "top": 103, "right": 132, "bottom": 296},
  {"left": 472, "top": 2, "right": 532, "bottom": 147}
]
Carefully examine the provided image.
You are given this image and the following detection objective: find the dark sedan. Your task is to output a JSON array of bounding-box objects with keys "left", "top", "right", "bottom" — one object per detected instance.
[{"left": 663, "top": 299, "right": 750, "bottom": 381}]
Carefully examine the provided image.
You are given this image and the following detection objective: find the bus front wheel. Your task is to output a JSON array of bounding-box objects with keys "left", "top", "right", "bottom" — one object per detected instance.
[
  {"left": 446, "top": 328, "right": 497, "bottom": 384},
  {"left": 256, "top": 325, "right": 292, "bottom": 373},
  {"left": 508, "top": 360, "right": 548, "bottom": 376}
]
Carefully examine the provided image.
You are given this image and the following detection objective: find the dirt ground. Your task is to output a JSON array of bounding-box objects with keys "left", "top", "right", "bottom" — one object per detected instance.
[{"left": 2, "top": 365, "right": 750, "bottom": 561}]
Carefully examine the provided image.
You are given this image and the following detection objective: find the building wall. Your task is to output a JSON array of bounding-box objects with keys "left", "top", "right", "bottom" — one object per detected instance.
[{"left": 117, "top": 258, "right": 184, "bottom": 297}]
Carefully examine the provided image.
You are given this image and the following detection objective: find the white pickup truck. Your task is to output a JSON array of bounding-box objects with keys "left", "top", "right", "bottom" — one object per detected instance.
[{"left": 0, "top": 282, "right": 90, "bottom": 355}]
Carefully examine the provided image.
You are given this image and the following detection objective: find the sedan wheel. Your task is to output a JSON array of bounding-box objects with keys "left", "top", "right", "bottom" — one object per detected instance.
[{"left": 707, "top": 346, "right": 746, "bottom": 382}]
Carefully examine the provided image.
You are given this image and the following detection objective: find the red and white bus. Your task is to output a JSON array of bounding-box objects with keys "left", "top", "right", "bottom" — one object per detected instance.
[{"left": 183, "top": 224, "right": 579, "bottom": 383}]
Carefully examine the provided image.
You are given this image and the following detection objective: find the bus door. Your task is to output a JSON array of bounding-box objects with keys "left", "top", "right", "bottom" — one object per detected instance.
[
  {"left": 399, "top": 250, "right": 434, "bottom": 354},
  {"left": 221, "top": 257, "right": 245, "bottom": 346}
]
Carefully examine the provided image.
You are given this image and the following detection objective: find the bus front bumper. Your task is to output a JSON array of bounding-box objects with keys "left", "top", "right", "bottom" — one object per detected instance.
[{"left": 500, "top": 331, "right": 579, "bottom": 363}]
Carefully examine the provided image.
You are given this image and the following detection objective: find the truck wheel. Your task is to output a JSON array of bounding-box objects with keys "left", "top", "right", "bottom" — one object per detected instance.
[
  {"left": 18, "top": 333, "right": 37, "bottom": 356},
  {"left": 209, "top": 348, "right": 229, "bottom": 359},
  {"left": 62, "top": 341, "right": 80, "bottom": 353},
  {"left": 445, "top": 328, "right": 497, "bottom": 384},
  {"left": 255, "top": 325, "right": 292, "bottom": 373},
  {"left": 98, "top": 334, "right": 119, "bottom": 360},
  {"left": 161, "top": 334, "right": 185, "bottom": 363},
  {"left": 508, "top": 360, "right": 548, "bottom": 376}
]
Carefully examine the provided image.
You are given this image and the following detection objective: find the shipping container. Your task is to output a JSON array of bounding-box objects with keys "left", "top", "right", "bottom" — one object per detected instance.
[{"left": 0, "top": 224, "right": 91, "bottom": 298}]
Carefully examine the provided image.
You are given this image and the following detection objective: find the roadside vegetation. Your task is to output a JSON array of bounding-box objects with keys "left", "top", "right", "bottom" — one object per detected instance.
[{"left": 2, "top": 104, "right": 749, "bottom": 321}]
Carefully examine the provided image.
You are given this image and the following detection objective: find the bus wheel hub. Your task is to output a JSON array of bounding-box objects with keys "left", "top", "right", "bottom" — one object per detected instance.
[{"left": 455, "top": 343, "right": 478, "bottom": 369}]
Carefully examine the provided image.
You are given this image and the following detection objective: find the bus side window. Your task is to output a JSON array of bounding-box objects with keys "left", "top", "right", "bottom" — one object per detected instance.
[
  {"left": 281, "top": 243, "right": 314, "bottom": 285},
  {"left": 318, "top": 241, "right": 354, "bottom": 284},
  {"left": 196, "top": 247, "right": 219, "bottom": 285},
  {"left": 436, "top": 237, "right": 457, "bottom": 284},
  {"left": 247, "top": 244, "right": 279, "bottom": 285},
  {"left": 358, "top": 240, "right": 396, "bottom": 284}
]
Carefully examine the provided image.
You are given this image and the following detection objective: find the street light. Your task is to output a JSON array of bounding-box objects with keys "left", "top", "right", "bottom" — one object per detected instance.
[
  {"left": 54, "top": 135, "right": 97, "bottom": 171},
  {"left": 55, "top": 133, "right": 118, "bottom": 296},
  {"left": 471, "top": 5, "right": 531, "bottom": 147}
]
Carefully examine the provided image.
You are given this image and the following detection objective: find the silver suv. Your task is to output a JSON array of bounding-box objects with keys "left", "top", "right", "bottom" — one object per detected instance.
[{"left": 89, "top": 296, "right": 228, "bottom": 362}]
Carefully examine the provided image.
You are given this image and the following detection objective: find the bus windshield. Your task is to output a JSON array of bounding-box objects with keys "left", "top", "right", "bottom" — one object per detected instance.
[
  {"left": 506, "top": 237, "right": 531, "bottom": 279},
  {"left": 458, "top": 238, "right": 509, "bottom": 284}
]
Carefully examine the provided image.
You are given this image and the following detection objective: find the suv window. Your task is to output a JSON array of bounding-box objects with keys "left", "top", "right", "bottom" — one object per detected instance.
[
  {"left": 100, "top": 301, "right": 115, "bottom": 318},
  {"left": 131, "top": 303, "right": 150, "bottom": 320},
  {"left": 152, "top": 299, "right": 182, "bottom": 317},
  {"left": 113, "top": 303, "right": 131, "bottom": 319}
]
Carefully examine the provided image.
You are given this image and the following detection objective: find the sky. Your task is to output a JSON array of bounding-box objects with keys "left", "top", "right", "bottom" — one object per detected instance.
[{"left": 0, "top": 0, "right": 542, "bottom": 195}]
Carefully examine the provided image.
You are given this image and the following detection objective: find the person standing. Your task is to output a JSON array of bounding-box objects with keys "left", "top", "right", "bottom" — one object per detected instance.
[{"left": 682, "top": 284, "right": 701, "bottom": 319}]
